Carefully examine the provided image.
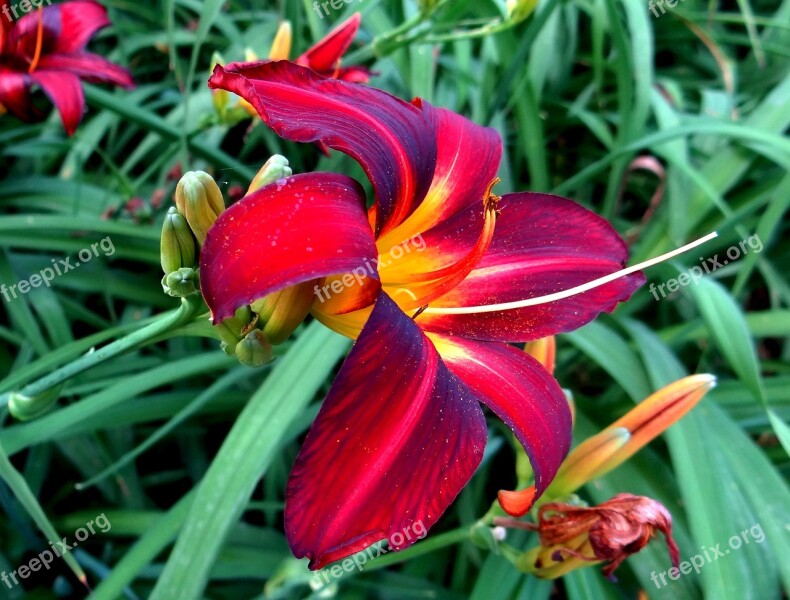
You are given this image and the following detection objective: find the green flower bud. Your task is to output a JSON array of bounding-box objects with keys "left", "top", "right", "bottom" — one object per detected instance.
[
  {"left": 175, "top": 171, "right": 225, "bottom": 245},
  {"left": 235, "top": 329, "right": 273, "bottom": 367},
  {"left": 247, "top": 155, "right": 293, "bottom": 194},
  {"left": 8, "top": 385, "right": 62, "bottom": 421},
  {"left": 162, "top": 267, "right": 199, "bottom": 297},
  {"left": 506, "top": 0, "right": 538, "bottom": 23},
  {"left": 250, "top": 281, "right": 314, "bottom": 345},
  {"left": 160, "top": 207, "right": 197, "bottom": 274},
  {"left": 213, "top": 305, "right": 254, "bottom": 354}
]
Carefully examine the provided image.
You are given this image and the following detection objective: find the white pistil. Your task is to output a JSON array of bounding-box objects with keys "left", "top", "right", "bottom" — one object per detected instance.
[{"left": 422, "top": 231, "right": 719, "bottom": 315}]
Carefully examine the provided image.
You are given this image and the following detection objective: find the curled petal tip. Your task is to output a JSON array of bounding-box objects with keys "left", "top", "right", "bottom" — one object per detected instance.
[{"left": 498, "top": 486, "right": 537, "bottom": 517}]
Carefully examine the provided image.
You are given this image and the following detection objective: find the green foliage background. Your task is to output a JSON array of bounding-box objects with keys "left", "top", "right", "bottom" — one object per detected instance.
[{"left": 0, "top": 0, "right": 788, "bottom": 598}]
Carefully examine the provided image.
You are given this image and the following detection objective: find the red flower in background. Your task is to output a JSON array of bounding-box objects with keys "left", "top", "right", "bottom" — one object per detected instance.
[
  {"left": 203, "top": 61, "right": 644, "bottom": 569},
  {"left": 0, "top": 0, "right": 133, "bottom": 135},
  {"left": 292, "top": 12, "right": 371, "bottom": 83}
]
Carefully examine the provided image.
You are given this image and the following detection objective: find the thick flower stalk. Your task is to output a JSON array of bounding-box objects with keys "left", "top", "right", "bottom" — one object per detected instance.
[
  {"left": 198, "top": 58, "right": 660, "bottom": 569},
  {"left": 0, "top": 0, "right": 133, "bottom": 134}
]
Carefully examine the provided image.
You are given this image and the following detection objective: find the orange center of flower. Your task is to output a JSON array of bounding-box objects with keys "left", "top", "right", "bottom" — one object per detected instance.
[{"left": 311, "top": 179, "right": 502, "bottom": 339}]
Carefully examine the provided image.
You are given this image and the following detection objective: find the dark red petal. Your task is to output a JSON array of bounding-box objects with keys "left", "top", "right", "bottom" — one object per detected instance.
[
  {"left": 36, "top": 52, "right": 134, "bottom": 88},
  {"left": 377, "top": 102, "right": 502, "bottom": 247},
  {"left": 416, "top": 193, "right": 645, "bottom": 342},
  {"left": 285, "top": 293, "right": 488, "bottom": 569},
  {"left": 297, "top": 12, "right": 361, "bottom": 73},
  {"left": 29, "top": 69, "right": 84, "bottom": 135},
  {"left": 208, "top": 60, "right": 436, "bottom": 235},
  {"left": 0, "top": 68, "right": 39, "bottom": 122},
  {"left": 53, "top": 0, "right": 111, "bottom": 53},
  {"left": 200, "top": 173, "right": 378, "bottom": 323},
  {"left": 431, "top": 334, "right": 571, "bottom": 509}
]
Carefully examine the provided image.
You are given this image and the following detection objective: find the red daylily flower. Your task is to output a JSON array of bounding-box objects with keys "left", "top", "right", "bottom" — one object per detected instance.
[
  {"left": 203, "top": 61, "right": 644, "bottom": 569},
  {"left": 0, "top": 0, "right": 133, "bottom": 135}
]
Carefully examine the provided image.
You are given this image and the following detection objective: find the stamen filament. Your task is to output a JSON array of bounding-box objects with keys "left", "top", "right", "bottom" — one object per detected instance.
[
  {"left": 28, "top": 7, "right": 45, "bottom": 73},
  {"left": 422, "top": 231, "right": 718, "bottom": 315}
]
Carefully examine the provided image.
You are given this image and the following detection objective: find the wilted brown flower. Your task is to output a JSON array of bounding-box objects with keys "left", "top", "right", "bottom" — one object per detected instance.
[{"left": 505, "top": 493, "right": 680, "bottom": 579}]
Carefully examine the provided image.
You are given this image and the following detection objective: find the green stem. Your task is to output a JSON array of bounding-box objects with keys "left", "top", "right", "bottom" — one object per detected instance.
[
  {"left": 0, "top": 296, "right": 203, "bottom": 411},
  {"left": 419, "top": 19, "right": 517, "bottom": 44},
  {"left": 362, "top": 528, "right": 470, "bottom": 572}
]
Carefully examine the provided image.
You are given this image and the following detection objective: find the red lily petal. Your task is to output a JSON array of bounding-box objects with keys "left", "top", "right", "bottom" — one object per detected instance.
[
  {"left": 53, "top": 0, "right": 111, "bottom": 53},
  {"left": 29, "top": 69, "right": 84, "bottom": 135},
  {"left": 36, "top": 52, "right": 134, "bottom": 88},
  {"left": 200, "top": 173, "right": 379, "bottom": 323},
  {"left": 297, "top": 13, "right": 361, "bottom": 74},
  {"left": 416, "top": 193, "right": 645, "bottom": 342},
  {"left": 430, "top": 334, "right": 571, "bottom": 511},
  {"left": 286, "top": 293, "right": 487, "bottom": 569},
  {"left": 208, "top": 60, "right": 437, "bottom": 235},
  {"left": 336, "top": 65, "right": 373, "bottom": 83},
  {"left": 0, "top": 67, "right": 38, "bottom": 122},
  {"left": 377, "top": 102, "right": 502, "bottom": 249}
]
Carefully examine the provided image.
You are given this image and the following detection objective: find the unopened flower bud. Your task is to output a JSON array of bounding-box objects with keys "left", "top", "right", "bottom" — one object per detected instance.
[
  {"left": 160, "top": 207, "right": 197, "bottom": 274},
  {"left": 268, "top": 22, "right": 292, "bottom": 61},
  {"left": 175, "top": 171, "right": 225, "bottom": 245},
  {"left": 506, "top": 0, "right": 538, "bottom": 23},
  {"left": 214, "top": 305, "right": 254, "bottom": 354},
  {"left": 162, "top": 267, "right": 199, "bottom": 297},
  {"left": 235, "top": 329, "right": 273, "bottom": 367},
  {"left": 247, "top": 155, "right": 293, "bottom": 195},
  {"left": 8, "top": 385, "right": 62, "bottom": 420}
]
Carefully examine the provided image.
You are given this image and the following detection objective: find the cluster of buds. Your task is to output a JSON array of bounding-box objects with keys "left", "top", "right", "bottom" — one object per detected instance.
[
  {"left": 159, "top": 158, "right": 294, "bottom": 367},
  {"left": 159, "top": 171, "right": 223, "bottom": 297},
  {"left": 488, "top": 337, "right": 715, "bottom": 580}
]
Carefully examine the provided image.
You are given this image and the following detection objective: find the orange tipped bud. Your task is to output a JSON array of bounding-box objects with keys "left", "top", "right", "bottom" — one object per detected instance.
[
  {"left": 524, "top": 336, "right": 556, "bottom": 374},
  {"left": 548, "top": 374, "right": 715, "bottom": 496}
]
